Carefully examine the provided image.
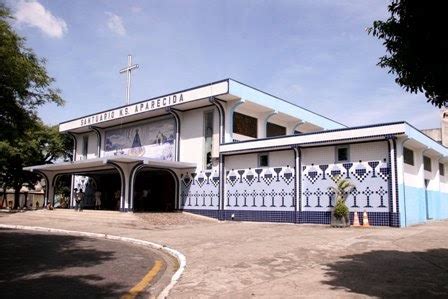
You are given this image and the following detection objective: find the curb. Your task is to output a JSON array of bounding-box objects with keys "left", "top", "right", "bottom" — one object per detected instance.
[{"left": 0, "top": 224, "right": 186, "bottom": 299}]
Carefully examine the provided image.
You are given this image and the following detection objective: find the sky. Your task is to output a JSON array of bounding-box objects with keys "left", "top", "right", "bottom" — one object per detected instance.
[{"left": 6, "top": 0, "right": 444, "bottom": 129}]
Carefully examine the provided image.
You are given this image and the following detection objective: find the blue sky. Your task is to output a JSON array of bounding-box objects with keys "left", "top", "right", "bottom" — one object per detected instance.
[{"left": 8, "top": 0, "right": 444, "bottom": 129}]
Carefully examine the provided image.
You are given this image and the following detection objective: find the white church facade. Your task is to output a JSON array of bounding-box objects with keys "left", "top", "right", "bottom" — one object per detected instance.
[{"left": 25, "top": 79, "right": 448, "bottom": 227}]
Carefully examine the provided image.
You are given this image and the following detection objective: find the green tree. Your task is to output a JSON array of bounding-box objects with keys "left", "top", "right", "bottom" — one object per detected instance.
[
  {"left": 0, "top": 4, "right": 71, "bottom": 207},
  {"left": 0, "top": 4, "right": 63, "bottom": 140},
  {"left": 0, "top": 121, "right": 73, "bottom": 208},
  {"left": 368, "top": 1, "right": 448, "bottom": 108}
]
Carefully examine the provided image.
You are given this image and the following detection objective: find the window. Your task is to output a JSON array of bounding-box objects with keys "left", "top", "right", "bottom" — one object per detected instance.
[
  {"left": 440, "top": 163, "right": 445, "bottom": 176},
  {"left": 204, "top": 111, "right": 214, "bottom": 169},
  {"left": 423, "top": 156, "right": 432, "bottom": 172},
  {"left": 82, "top": 136, "right": 89, "bottom": 158},
  {"left": 258, "top": 153, "right": 269, "bottom": 167},
  {"left": 233, "top": 112, "right": 257, "bottom": 138},
  {"left": 267, "top": 122, "right": 286, "bottom": 137},
  {"left": 294, "top": 130, "right": 302, "bottom": 135},
  {"left": 335, "top": 145, "right": 349, "bottom": 162},
  {"left": 403, "top": 147, "right": 414, "bottom": 165}
]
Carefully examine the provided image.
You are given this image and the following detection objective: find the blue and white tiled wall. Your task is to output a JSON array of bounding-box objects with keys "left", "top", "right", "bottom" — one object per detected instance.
[
  {"left": 179, "top": 143, "right": 399, "bottom": 226},
  {"left": 301, "top": 160, "right": 390, "bottom": 224},
  {"left": 300, "top": 142, "right": 395, "bottom": 226},
  {"left": 220, "top": 150, "right": 296, "bottom": 222},
  {"left": 225, "top": 167, "right": 295, "bottom": 211},
  {"left": 180, "top": 170, "right": 220, "bottom": 217},
  {"left": 221, "top": 166, "right": 296, "bottom": 222}
]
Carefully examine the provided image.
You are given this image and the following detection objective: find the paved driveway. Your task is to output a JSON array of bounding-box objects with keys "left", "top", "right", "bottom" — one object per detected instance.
[
  {"left": 0, "top": 228, "right": 174, "bottom": 298},
  {"left": 1, "top": 210, "right": 448, "bottom": 298}
]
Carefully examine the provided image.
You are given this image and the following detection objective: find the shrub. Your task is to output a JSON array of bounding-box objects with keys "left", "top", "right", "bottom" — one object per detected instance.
[{"left": 334, "top": 199, "right": 349, "bottom": 219}]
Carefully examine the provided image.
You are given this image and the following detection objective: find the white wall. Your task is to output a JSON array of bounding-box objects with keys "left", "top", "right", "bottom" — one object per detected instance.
[
  {"left": 225, "top": 150, "right": 294, "bottom": 170},
  {"left": 301, "top": 142, "right": 388, "bottom": 165},
  {"left": 424, "top": 155, "right": 439, "bottom": 191},
  {"left": 402, "top": 146, "right": 425, "bottom": 189},
  {"left": 270, "top": 150, "right": 295, "bottom": 167},
  {"left": 75, "top": 133, "right": 98, "bottom": 161},
  {"left": 351, "top": 142, "right": 388, "bottom": 161},
  {"left": 179, "top": 107, "right": 219, "bottom": 171}
]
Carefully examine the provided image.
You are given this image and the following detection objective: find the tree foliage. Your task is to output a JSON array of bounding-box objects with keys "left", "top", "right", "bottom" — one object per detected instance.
[
  {"left": 0, "top": 121, "right": 73, "bottom": 194},
  {"left": 329, "top": 179, "right": 354, "bottom": 219},
  {"left": 0, "top": 4, "right": 72, "bottom": 200},
  {"left": 0, "top": 4, "right": 63, "bottom": 141},
  {"left": 368, "top": 0, "right": 448, "bottom": 108}
]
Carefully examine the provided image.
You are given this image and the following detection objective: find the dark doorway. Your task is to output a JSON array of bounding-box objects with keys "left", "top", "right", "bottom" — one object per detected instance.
[
  {"left": 133, "top": 169, "right": 176, "bottom": 212},
  {"left": 75, "top": 171, "right": 121, "bottom": 211}
]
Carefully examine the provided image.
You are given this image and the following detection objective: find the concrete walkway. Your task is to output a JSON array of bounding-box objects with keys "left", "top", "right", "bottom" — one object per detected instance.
[{"left": 1, "top": 209, "right": 448, "bottom": 298}]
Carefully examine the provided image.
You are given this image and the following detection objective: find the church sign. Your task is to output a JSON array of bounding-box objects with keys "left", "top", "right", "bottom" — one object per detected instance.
[
  {"left": 59, "top": 81, "right": 229, "bottom": 132},
  {"left": 79, "top": 93, "right": 183, "bottom": 127}
]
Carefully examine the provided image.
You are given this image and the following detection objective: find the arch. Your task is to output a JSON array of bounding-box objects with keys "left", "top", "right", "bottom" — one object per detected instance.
[
  {"left": 131, "top": 166, "right": 179, "bottom": 212},
  {"left": 106, "top": 161, "right": 126, "bottom": 211},
  {"left": 165, "top": 108, "right": 181, "bottom": 161},
  {"left": 89, "top": 126, "right": 102, "bottom": 157},
  {"left": 51, "top": 168, "right": 121, "bottom": 210},
  {"left": 209, "top": 97, "right": 226, "bottom": 144},
  {"left": 66, "top": 132, "right": 78, "bottom": 160},
  {"left": 52, "top": 173, "right": 72, "bottom": 208},
  {"left": 34, "top": 170, "right": 49, "bottom": 206}
]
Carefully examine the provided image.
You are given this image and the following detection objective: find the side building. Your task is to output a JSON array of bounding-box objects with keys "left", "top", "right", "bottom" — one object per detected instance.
[{"left": 24, "top": 79, "right": 448, "bottom": 227}]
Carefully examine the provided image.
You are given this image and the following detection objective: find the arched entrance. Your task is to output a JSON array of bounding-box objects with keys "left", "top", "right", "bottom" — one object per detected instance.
[
  {"left": 133, "top": 169, "right": 177, "bottom": 212},
  {"left": 71, "top": 169, "right": 122, "bottom": 211},
  {"left": 53, "top": 174, "right": 72, "bottom": 208}
]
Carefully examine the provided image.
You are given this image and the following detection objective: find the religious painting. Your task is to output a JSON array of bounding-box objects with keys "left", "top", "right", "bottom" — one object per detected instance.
[{"left": 104, "top": 117, "right": 175, "bottom": 160}]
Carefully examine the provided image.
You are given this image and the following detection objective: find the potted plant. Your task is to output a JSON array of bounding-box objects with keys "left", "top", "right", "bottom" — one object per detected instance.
[{"left": 329, "top": 179, "right": 354, "bottom": 227}]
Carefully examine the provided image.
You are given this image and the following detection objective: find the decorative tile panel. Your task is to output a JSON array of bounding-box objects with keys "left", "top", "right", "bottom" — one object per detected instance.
[
  {"left": 302, "top": 159, "right": 390, "bottom": 212},
  {"left": 180, "top": 170, "right": 220, "bottom": 210},
  {"left": 225, "top": 166, "right": 295, "bottom": 211}
]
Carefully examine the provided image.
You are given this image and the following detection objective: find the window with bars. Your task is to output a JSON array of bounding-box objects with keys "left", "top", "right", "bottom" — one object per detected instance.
[
  {"left": 266, "top": 122, "right": 286, "bottom": 137},
  {"left": 233, "top": 112, "right": 257, "bottom": 138},
  {"left": 82, "top": 136, "right": 89, "bottom": 159},
  {"left": 423, "top": 156, "right": 432, "bottom": 172},
  {"left": 335, "top": 145, "right": 349, "bottom": 162},
  {"left": 258, "top": 153, "right": 269, "bottom": 167},
  {"left": 403, "top": 147, "right": 414, "bottom": 166}
]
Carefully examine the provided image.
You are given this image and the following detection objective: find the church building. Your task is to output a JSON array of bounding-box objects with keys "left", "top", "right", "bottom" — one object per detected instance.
[{"left": 24, "top": 79, "right": 448, "bottom": 227}]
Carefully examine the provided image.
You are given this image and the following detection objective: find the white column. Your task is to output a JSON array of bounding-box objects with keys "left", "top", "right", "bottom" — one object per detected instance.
[
  {"left": 224, "top": 99, "right": 245, "bottom": 143},
  {"left": 287, "top": 121, "right": 304, "bottom": 135},
  {"left": 43, "top": 172, "right": 56, "bottom": 207},
  {"left": 257, "top": 111, "right": 277, "bottom": 139}
]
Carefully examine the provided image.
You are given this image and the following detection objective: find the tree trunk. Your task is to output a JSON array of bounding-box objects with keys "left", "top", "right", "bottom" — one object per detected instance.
[{"left": 14, "top": 188, "right": 20, "bottom": 209}]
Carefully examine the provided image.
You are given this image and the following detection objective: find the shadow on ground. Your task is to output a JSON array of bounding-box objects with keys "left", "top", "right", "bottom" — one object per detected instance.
[
  {"left": 323, "top": 249, "right": 448, "bottom": 297},
  {"left": 0, "top": 229, "right": 124, "bottom": 298}
]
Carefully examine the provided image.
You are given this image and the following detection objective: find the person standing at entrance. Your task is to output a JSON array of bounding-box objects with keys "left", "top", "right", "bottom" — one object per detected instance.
[
  {"left": 75, "top": 189, "right": 84, "bottom": 211},
  {"left": 74, "top": 188, "right": 79, "bottom": 211},
  {"left": 94, "top": 190, "right": 102, "bottom": 210}
]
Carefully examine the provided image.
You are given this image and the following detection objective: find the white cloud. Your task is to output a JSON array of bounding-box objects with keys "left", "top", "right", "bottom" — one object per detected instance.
[
  {"left": 131, "top": 6, "right": 142, "bottom": 14},
  {"left": 106, "top": 12, "right": 126, "bottom": 36},
  {"left": 15, "top": 0, "right": 67, "bottom": 38}
]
